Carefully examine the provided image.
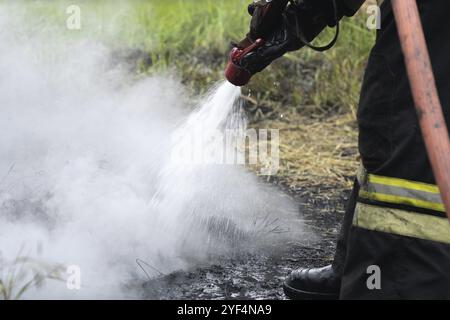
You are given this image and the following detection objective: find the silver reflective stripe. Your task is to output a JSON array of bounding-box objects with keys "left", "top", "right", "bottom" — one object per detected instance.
[{"left": 367, "top": 182, "right": 444, "bottom": 205}]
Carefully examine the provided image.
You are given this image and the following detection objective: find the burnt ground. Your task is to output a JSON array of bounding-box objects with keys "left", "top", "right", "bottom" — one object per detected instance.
[{"left": 139, "top": 183, "right": 351, "bottom": 300}]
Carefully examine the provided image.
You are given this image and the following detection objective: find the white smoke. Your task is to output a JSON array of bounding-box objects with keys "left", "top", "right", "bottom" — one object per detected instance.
[{"left": 0, "top": 2, "right": 307, "bottom": 299}]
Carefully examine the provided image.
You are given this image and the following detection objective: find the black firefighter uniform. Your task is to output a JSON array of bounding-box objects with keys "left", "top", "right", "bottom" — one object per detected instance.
[{"left": 333, "top": 0, "right": 450, "bottom": 299}]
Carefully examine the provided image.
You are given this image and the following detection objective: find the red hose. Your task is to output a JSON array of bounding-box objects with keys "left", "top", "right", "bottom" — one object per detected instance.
[{"left": 392, "top": 0, "right": 450, "bottom": 220}]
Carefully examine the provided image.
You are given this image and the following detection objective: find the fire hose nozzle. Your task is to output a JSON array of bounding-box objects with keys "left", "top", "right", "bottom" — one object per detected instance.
[{"left": 225, "top": 38, "right": 265, "bottom": 87}]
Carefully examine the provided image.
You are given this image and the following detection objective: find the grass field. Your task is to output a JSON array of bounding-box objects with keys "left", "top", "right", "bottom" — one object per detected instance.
[
  {"left": 15, "top": 0, "right": 376, "bottom": 189},
  {"left": 9, "top": 0, "right": 376, "bottom": 189},
  {"left": 15, "top": 0, "right": 375, "bottom": 107},
  {"left": 1, "top": 0, "right": 378, "bottom": 299}
]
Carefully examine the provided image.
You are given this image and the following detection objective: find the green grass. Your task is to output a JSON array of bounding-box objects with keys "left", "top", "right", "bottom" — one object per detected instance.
[
  {"left": 12, "top": 0, "right": 249, "bottom": 55},
  {"left": 0, "top": 250, "right": 63, "bottom": 300},
  {"left": 130, "top": 0, "right": 376, "bottom": 114},
  {"left": 8, "top": 0, "right": 375, "bottom": 113},
  {"left": 6, "top": 0, "right": 373, "bottom": 191}
]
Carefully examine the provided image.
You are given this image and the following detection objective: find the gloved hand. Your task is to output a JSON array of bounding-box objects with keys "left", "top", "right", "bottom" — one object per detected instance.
[
  {"left": 227, "top": 0, "right": 364, "bottom": 85},
  {"left": 235, "top": 0, "right": 340, "bottom": 75},
  {"left": 248, "top": 0, "right": 290, "bottom": 41},
  {"left": 238, "top": 9, "right": 302, "bottom": 74},
  {"left": 235, "top": 0, "right": 289, "bottom": 49}
]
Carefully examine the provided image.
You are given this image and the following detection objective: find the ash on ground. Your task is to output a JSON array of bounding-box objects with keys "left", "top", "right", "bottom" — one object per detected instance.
[{"left": 139, "top": 185, "right": 350, "bottom": 300}]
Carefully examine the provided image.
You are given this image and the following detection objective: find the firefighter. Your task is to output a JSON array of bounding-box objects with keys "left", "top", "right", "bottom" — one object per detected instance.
[{"left": 234, "top": 0, "right": 450, "bottom": 299}]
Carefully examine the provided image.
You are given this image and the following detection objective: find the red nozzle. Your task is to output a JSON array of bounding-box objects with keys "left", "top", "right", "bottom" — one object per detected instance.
[
  {"left": 225, "top": 39, "right": 265, "bottom": 87},
  {"left": 225, "top": 59, "right": 252, "bottom": 87}
]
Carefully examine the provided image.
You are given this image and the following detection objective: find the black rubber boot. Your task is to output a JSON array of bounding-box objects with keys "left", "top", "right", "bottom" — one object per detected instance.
[
  {"left": 283, "top": 180, "right": 359, "bottom": 300},
  {"left": 283, "top": 265, "right": 341, "bottom": 300}
]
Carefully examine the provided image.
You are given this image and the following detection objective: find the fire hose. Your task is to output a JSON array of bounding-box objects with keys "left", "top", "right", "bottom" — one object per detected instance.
[{"left": 392, "top": 0, "right": 450, "bottom": 220}]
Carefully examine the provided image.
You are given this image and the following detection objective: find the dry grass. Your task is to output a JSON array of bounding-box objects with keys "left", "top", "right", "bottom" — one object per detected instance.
[
  {"left": 275, "top": 114, "right": 358, "bottom": 191},
  {"left": 247, "top": 107, "right": 359, "bottom": 193}
]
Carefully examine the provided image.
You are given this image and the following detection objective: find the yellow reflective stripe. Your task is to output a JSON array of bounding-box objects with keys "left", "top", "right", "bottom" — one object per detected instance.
[
  {"left": 357, "top": 166, "right": 445, "bottom": 212},
  {"left": 368, "top": 174, "right": 440, "bottom": 194},
  {"left": 353, "top": 202, "right": 450, "bottom": 245},
  {"left": 359, "top": 190, "right": 446, "bottom": 212}
]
